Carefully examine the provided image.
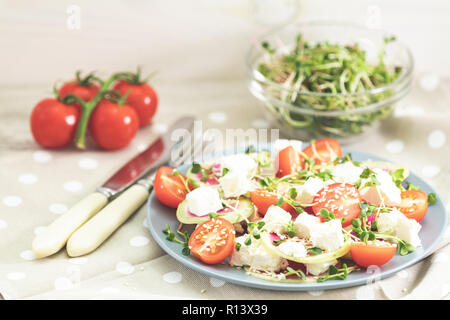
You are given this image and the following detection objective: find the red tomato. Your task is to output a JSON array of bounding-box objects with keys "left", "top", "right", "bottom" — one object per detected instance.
[
  {"left": 113, "top": 80, "right": 158, "bottom": 127},
  {"left": 276, "top": 146, "right": 303, "bottom": 177},
  {"left": 30, "top": 98, "right": 80, "bottom": 148},
  {"left": 59, "top": 80, "right": 99, "bottom": 107},
  {"left": 189, "top": 218, "right": 235, "bottom": 264},
  {"left": 302, "top": 138, "right": 342, "bottom": 165},
  {"left": 396, "top": 190, "right": 428, "bottom": 222},
  {"left": 154, "top": 166, "right": 190, "bottom": 208},
  {"left": 250, "top": 190, "right": 291, "bottom": 215},
  {"left": 89, "top": 100, "right": 139, "bottom": 150},
  {"left": 312, "top": 183, "right": 361, "bottom": 227},
  {"left": 350, "top": 241, "right": 397, "bottom": 268}
]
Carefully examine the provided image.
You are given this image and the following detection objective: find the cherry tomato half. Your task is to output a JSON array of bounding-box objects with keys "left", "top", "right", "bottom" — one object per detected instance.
[
  {"left": 30, "top": 98, "right": 80, "bottom": 148},
  {"left": 89, "top": 99, "right": 139, "bottom": 150},
  {"left": 250, "top": 189, "right": 291, "bottom": 215},
  {"left": 276, "top": 146, "right": 303, "bottom": 177},
  {"left": 350, "top": 241, "right": 397, "bottom": 268},
  {"left": 154, "top": 166, "right": 190, "bottom": 208},
  {"left": 312, "top": 183, "right": 361, "bottom": 227},
  {"left": 396, "top": 190, "right": 428, "bottom": 222},
  {"left": 302, "top": 138, "right": 342, "bottom": 165},
  {"left": 189, "top": 217, "right": 235, "bottom": 264},
  {"left": 113, "top": 81, "right": 158, "bottom": 127}
]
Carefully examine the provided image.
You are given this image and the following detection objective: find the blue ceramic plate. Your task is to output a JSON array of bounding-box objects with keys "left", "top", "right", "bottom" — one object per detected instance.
[{"left": 146, "top": 146, "right": 447, "bottom": 291}]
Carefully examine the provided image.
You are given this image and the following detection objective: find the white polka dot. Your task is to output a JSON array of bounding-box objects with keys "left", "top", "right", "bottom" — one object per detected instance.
[
  {"left": 33, "top": 150, "right": 52, "bottom": 163},
  {"left": 49, "top": 203, "right": 68, "bottom": 215},
  {"left": 18, "top": 173, "right": 38, "bottom": 185},
  {"left": 394, "top": 105, "right": 425, "bottom": 117},
  {"left": 129, "top": 236, "right": 150, "bottom": 247},
  {"left": 428, "top": 130, "right": 446, "bottom": 149},
  {"left": 136, "top": 143, "right": 148, "bottom": 152},
  {"left": 6, "top": 272, "right": 26, "bottom": 281},
  {"left": 20, "top": 250, "right": 35, "bottom": 261},
  {"left": 63, "top": 180, "right": 83, "bottom": 192},
  {"left": 208, "top": 112, "right": 228, "bottom": 124},
  {"left": 421, "top": 165, "right": 440, "bottom": 178},
  {"left": 396, "top": 270, "right": 409, "bottom": 279},
  {"left": 100, "top": 287, "right": 120, "bottom": 294},
  {"left": 356, "top": 285, "right": 375, "bottom": 300},
  {"left": 3, "top": 196, "right": 22, "bottom": 207},
  {"left": 78, "top": 158, "right": 98, "bottom": 170},
  {"left": 143, "top": 218, "right": 148, "bottom": 228},
  {"left": 420, "top": 73, "right": 440, "bottom": 91},
  {"left": 68, "top": 257, "right": 88, "bottom": 265},
  {"left": 152, "top": 123, "right": 168, "bottom": 134},
  {"left": 385, "top": 140, "right": 404, "bottom": 154},
  {"left": 163, "top": 271, "right": 182, "bottom": 284},
  {"left": 34, "top": 226, "right": 47, "bottom": 235},
  {"left": 54, "top": 277, "right": 74, "bottom": 290},
  {"left": 209, "top": 277, "right": 225, "bottom": 288},
  {"left": 116, "top": 261, "right": 135, "bottom": 275},
  {"left": 0, "top": 219, "right": 7, "bottom": 230},
  {"left": 432, "top": 252, "right": 448, "bottom": 263},
  {"left": 252, "top": 119, "right": 270, "bottom": 128},
  {"left": 308, "top": 290, "right": 324, "bottom": 296}
]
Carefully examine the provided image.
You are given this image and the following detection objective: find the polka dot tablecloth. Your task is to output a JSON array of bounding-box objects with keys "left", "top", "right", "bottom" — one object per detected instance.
[{"left": 0, "top": 74, "right": 450, "bottom": 300}]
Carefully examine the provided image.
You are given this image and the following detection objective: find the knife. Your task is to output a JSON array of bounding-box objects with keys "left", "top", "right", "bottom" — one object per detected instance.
[{"left": 32, "top": 116, "right": 195, "bottom": 259}]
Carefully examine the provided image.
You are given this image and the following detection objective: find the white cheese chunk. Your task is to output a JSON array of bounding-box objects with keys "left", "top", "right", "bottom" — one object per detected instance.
[
  {"left": 278, "top": 240, "right": 307, "bottom": 258},
  {"left": 309, "top": 219, "right": 345, "bottom": 252},
  {"left": 220, "top": 154, "right": 257, "bottom": 177},
  {"left": 219, "top": 170, "right": 253, "bottom": 198},
  {"left": 185, "top": 186, "right": 223, "bottom": 216},
  {"left": 360, "top": 168, "right": 402, "bottom": 206},
  {"left": 331, "top": 161, "right": 364, "bottom": 185},
  {"left": 377, "top": 209, "right": 422, "bottom": 248},
  {"left": 263, "top": 205, "right": 292, "bottom": 234},
  {"left": 229, "top": 235, "right": 285, "bottom": 272},
  {"left": 294, "top": 213, "right": 321, "bottom": 239},
  {"left": 305, "top": 259, "right": 338, "bottom": 276},
  {"left": 297, "top": 177, "right": 325, "bottom": 204}
]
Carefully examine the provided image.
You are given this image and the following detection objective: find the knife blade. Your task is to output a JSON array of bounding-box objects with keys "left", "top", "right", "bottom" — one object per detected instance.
[{"left": 32, "top": 116, "right": 195, "bottom": 258}]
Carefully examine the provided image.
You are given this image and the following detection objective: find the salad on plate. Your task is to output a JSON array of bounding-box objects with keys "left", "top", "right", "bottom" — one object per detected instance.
[{"left": 153, "top": 138, "right": 436, "bottom": 283}]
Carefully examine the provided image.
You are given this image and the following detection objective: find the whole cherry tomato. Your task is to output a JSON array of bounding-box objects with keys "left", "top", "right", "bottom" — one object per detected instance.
[
  {"left": 58, "top": 72, "right": 100, "bottom": 108},
  {"left": 113, "top": 80, "right": 158, "bottom": 127},
  {"left": 89, "top": 99, "right": 139, "bottom": 150},
  {"left": 30, "top": 98, "right": 80, "bottom": 148}
]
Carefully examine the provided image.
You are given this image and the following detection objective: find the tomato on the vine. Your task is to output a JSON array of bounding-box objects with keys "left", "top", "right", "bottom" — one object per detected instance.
[
  {"left": 30, "top": 98, "right": 80, "bottom": 148},
  {"left": 58, "top": 72, "right": 100, "bottom": 107},
  {"left": 113, "top": 80, "right": 158, "bottom": 127},
  {"left": 89, "top": 99, "right": 139, "bottom": 150}
]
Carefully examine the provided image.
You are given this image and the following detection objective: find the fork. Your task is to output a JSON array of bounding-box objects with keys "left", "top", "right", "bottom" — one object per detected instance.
[{"left": 65, "top": 135, "right": 215, "bottom": 257}]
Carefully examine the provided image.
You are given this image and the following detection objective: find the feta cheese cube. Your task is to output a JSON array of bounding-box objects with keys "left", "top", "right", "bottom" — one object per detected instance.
[
  {"left": 220, "top": 154, "right": 257, "bottom": 177},
  {"left": 263, "top": 205, "right": 292, "bottom": 234},
  {"left": 360, "top": 168, "right": 402, "bottom": 206},
  {"left": 377, "top": 209, "right": 422, "bottom": 248},
  {"left": 219, "top": 170, "right": 253, "bottom": 198},
  {"left": 294, "top": 213, "right": 321, "bottom": 239},
  {"left": 229, "top": 235, "right": 285, "bottom": 272},
  {"left": 309, "top": 219, "right": 345, "bottom": 252},
  {"left": 305, "top": 259, "right": 338, "bottom": 276},
  {"left": 331, "top": 161, "right": 364, "bottom": 185},
  {"left": 297, "top": 177, "right": 325, "bottom": 204},
  {"left": 278, "top": 240, "right": 307, "bottom": 258},
  {"left": 186, "top": 186, "right": 223, "bottom": 216}
]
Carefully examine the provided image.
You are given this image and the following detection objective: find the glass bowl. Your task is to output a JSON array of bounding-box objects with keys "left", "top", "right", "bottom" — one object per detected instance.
[{"left": 247, "top": 21, "right": 414, "bottom": 143}]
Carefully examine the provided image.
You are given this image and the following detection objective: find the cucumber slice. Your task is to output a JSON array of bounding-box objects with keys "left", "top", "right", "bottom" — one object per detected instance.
[
  {"left": 260, "top": 233, "right": 351, "bottom": 264},
  {"left": 176, "top": 197, "right": 255, "bottom": 225}
]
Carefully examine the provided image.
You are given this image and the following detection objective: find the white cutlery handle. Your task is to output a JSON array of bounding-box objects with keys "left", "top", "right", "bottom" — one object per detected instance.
[
  {"left": 32, "top": 192, "right": 108, "bottom": 258},
  {"left": 66, "top": 184, "right": 150, "bottom": 257}
]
